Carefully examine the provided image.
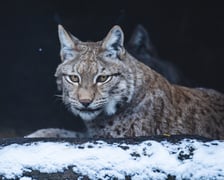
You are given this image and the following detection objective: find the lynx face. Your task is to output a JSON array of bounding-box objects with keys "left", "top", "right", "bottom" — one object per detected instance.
[{"left": 55, "top": 25, "right": 134, "bottom": 121}]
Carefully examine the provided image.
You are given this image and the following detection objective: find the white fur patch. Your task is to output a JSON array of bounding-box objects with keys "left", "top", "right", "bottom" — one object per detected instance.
[
  {"left": 70, "top": 106, "right": 102, "bottom": 121},
  {"left": 106, "top": 35, "right": 118, "bottom": 49},
  {"left": 61, "top": 48, "right": 76, "bottom": 61},
  {"left": 104, "top": 99, "right": 117, "bottom": 115}
]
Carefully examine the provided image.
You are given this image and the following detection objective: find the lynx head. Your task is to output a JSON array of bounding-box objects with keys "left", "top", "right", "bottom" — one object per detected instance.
[{"left": 55, "top": 25, "right": 134, "bottom": 121}]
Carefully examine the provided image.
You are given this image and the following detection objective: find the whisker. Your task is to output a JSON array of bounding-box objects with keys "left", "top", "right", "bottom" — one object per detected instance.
[
  {"left": 52, "top": 94, "right": 64, "bottom": 103},
  {"left": 54, "top": 94, "right": 63, "bottom": 98}
]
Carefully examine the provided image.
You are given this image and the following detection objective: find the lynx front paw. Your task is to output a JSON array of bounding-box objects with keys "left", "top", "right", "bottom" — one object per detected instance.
[{"left": 25, "top": 128, "right": 86, "bottom": 138}]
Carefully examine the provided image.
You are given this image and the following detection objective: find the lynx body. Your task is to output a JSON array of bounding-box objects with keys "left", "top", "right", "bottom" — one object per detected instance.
[{"left": 27, "top": 25, "right": 224, "bottom": 139}]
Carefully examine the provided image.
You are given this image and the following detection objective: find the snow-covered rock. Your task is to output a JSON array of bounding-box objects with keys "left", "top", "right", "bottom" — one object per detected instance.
[{"left": 0, "top": 135, "right": 223, "bottom": 179}]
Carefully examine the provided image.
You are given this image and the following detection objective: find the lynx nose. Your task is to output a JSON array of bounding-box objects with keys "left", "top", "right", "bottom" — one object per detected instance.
[{"left": 79, "top": 99, "right": 92, "bottom": 108}]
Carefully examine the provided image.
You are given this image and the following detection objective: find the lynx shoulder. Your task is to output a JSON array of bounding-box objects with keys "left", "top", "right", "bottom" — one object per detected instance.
[{"left": 27, "top": 25, "right": 224, "bottom": 139}]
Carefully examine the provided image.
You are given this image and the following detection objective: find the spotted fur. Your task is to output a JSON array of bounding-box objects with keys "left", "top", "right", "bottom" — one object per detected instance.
[{"left": 27, "top": 25, "right": 224, "bottom": 139}]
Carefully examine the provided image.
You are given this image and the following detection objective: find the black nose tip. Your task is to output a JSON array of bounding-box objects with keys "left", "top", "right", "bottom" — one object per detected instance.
[{"left": 79, "top": 99, "right": 92, "bottom": 107}]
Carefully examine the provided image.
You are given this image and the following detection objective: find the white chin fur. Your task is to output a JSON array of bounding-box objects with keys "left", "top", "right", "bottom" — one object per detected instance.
[
  {"left": 79, "top": 111, "right": 101, "bottom": 121},
  {"left": 70, "top": 106, "right": 101, "bottom": 121},
  {"left": 70, "top": 100, "right": 118, "bottom": 121}
]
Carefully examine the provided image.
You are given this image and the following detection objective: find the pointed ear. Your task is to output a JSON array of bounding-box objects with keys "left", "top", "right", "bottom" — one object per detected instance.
[
  {"left": 127, "top": 24, "right": 157, "bottom": 57},
  {"left": 102, "top": 25, "right": 125, "bottom": 58},
  {"left": 58, "top": 24, "right": 79, "bottom": 61}
]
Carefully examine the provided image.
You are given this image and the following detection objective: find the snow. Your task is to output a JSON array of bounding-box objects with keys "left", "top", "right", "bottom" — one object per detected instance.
[{"left": 0, "top": 139, "right": 224, "bottom": 179}]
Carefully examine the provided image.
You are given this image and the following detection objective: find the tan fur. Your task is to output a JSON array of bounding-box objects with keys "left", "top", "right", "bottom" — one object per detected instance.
[{"left": 28, "top": 25, "right": 224, "bottom": 139}]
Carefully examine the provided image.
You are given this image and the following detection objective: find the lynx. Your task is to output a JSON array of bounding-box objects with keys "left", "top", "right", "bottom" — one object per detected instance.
[{"left": 27, "top": 25, "right": 224, "bottom": 139}]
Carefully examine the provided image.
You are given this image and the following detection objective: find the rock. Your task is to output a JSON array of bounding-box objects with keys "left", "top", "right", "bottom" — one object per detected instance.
[{"left": 0, "top": 135, "right": 223, "bottom": 179}]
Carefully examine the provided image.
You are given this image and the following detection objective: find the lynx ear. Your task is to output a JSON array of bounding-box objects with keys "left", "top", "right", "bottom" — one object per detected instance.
[
  {"left": 58, "top": 24, "right": 79, "bottom": 61},
  {"left": 102, "top": 25, "right": 125, "bottom": 58},
  {"left": 128, "top": 24, "right": 157, "bottom": 57}
]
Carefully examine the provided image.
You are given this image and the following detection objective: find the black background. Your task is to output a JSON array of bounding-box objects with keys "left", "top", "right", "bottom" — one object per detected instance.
[{"left": 0, "top": 1, "right": 223, "bottom": 136}]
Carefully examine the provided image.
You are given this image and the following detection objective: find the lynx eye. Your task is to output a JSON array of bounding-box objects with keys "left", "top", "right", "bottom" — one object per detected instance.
[
  {"left": 67, "top": 75, "right": 79, "bottom": 83},
  {"left": 96, "top": 75, "right": 111, "bottom": 83}
]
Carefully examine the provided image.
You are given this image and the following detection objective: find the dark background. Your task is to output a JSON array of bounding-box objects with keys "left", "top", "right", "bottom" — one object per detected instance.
[{"left": 0, "top": 1, "right": 223, "bottom": 137}]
